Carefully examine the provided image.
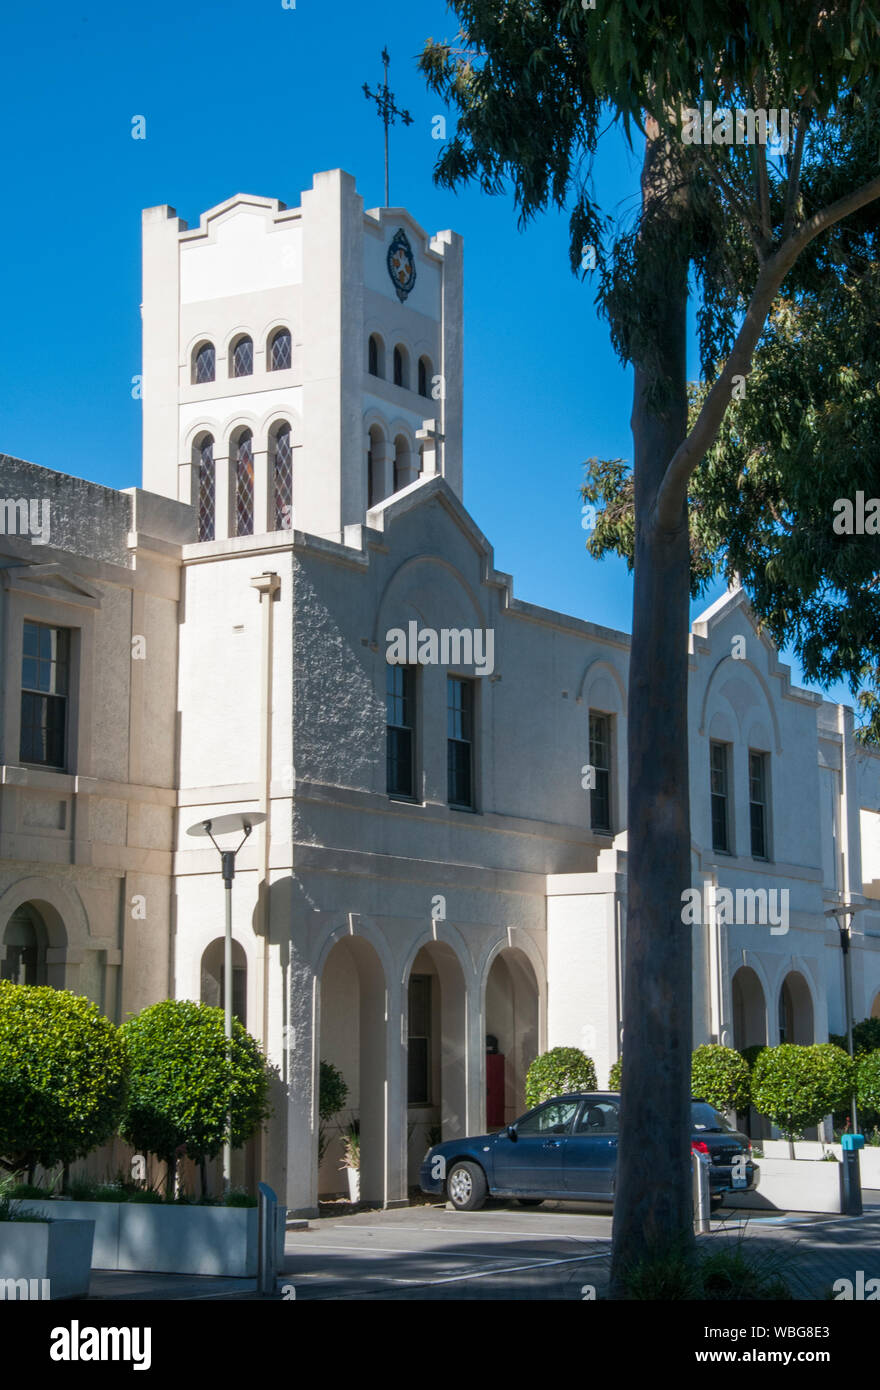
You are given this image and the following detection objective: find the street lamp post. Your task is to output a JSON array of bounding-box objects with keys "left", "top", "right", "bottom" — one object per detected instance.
[
  {"left": 187, "top": 811, "right": 266, "bottom": 1191},
  {"left": 825, "top": 901, "right": 869, "bottom": 1133}
]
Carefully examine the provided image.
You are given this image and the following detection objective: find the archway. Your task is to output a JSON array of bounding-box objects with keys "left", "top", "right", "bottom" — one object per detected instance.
[
  {"left": 405, "top": 942, "right": 467, "bottom": 1181},
  {"left": 200, "top": 938, "right": 248, "bottom": 1027},
  {"left": 731, "top": 965, "right": 768, "bottom": 1138},
  {"left": 485, "top": 948, "right": 540, "bottom": 1124},
  {"left": 0, "top": 904, "right": 49, "bottom": 985},
  {"left": 778, "top": 971, "right": 814, "bottom": 1044},
  {"left": 319, "top": 936, "right": 386, "bottom": 1203}
]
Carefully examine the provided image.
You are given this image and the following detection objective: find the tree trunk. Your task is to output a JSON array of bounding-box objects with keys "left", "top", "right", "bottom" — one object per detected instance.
[
  {"left": 610, "top": 128, "right": 694, "bottom": 1292},
  {"left": 200, "top": 1156, "right": 208, "bottom": 1200},
  {"left": 165, "top": 1154, "right": 176, "bottom": 1202}
]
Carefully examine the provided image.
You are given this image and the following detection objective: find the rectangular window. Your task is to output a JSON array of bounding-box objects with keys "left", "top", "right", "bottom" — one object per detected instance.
[
  {"left": 407, "top": 974, "right": 432, "bottom": 1104},
  {"left": 386, "top": 665, "right": 416, "bottom": 797},
  {"left": 749, "top": 751, "right": 768, "bottom": 859},
  {"left": 447, "top": 676, "right": 474, "bottom": 808},
  {"left": 589, "top": 711, "right": 612, "bottom": 832},
  {"left": 20, "top": 622, "right": 70, "bottom": 768},
  {"left": 710, "top": 741, "right": 730, "bottom": 853}
]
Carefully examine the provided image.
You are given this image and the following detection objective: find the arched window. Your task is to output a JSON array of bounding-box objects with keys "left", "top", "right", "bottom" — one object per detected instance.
[
  {"left": 234, "top": 431, "right": 254, "bottom": 537},
  {"left": 231, "top": 335, "right": 254, "bottom": 378},
  {"left": 196, "top": 435, "right": 215, "bottom": 543},
  {"left": 269, "top": 328, "right": 292, "bottom": 372},
  {"left": 368, "top": 334, "right": 383, "bottom": 377},
  {"left": 393, "top": 345, "right": 409, "bottom": 389},
  {"left": 193, "top": 342, "right": 215, "bottom": 385},
  {"left": 393, "top": 434, "right": 411, "bottom": 493},
  {"left": 418, "top": 356, "right": 431, "bottom": 398},
  {"left": 1, "top": 905, "right": 47, "bottom": 986},
  {"left": 200, "top": 938, "right": 247, "bottom": 1027},
  {"left": 368, "top": 425, "right": 385, "bottom": 508},
  {"left": 272, "top": 423, "right": 293, "bottom": 531}
]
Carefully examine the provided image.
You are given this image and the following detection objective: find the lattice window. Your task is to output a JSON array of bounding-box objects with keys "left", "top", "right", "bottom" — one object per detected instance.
[
  {"left": 198, "top": 437, "right": 215, "bottom": 542},
  {"left": 273, "top": 425, "right": 293, "bottom": 531},
  {"left": 232, "top": 337, "right": 253, "bottom": 377},
  {"left": 235, "top": 433, "right": 254, "bottom": 536},
  {"left": 194, "top": 343, "right": 215, "bottom": 384},
  {"left": 270, "top": 329, "right": 292, "bottom": 372}
]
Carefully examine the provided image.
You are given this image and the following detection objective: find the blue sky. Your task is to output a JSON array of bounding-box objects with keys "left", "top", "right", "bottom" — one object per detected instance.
[{"left": 0, "top": 0, "right": 856, "bottom": 709}]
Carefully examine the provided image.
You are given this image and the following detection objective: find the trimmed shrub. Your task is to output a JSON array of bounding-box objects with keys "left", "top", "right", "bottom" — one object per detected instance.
[
  {"left": 318, "top": 1060, "right": 349, "bottom": 1164},
  {"left": 120, "top": 999, "right": 271, "bottom": 1198},
  {"left": 829, "top": 1017, "right": 880, "bottom": 1058},
  {"left": 691, "top": 1045, "right": 751, "bottom": 1113},
  {"left": 525, "top": 1047, "right": 597, "bottom": 1109},
  {"left": 752, "top": 1043, "right": 854, "bottom": 1145},
  {"left": 0, "top": 982, "right": 129, "bottom": 1178},
  {"left": 608, "top": 1055, "right": 623, "bottom": 1090},
  {"left": 857, "top": 1051, "right": 880, "bottom": 1115}
]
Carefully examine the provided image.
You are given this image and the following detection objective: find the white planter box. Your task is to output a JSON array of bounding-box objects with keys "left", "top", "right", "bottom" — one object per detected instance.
[
  {"left": 20, "top": 1201, "right": 279, "bottom": 1277},
  {"left": 346, "top": 1169, "right": 360, "bottom": 1203},
  {"left": 726, "top": 1157, "right": 844, "bottom": 1213},
  {"left": 0, "top": 1219, "right": 94, "bottom": 1299},
  {"left": 757, "top": 1140, "right": 880, "bottom": 1187}
]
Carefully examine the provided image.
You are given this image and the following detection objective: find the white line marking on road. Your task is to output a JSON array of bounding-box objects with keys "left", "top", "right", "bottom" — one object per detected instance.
[
  {"left": 379, "top": 1250, "right": 611, "bottom": 1289},
  {"left": 285, "top": 1241, "right": 511, "bottom": 1259}
]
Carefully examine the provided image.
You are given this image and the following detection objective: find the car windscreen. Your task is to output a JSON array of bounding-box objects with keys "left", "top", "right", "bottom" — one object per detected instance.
[{"left": 691, "top": 1101, "right": 736, "bottom": 1133}]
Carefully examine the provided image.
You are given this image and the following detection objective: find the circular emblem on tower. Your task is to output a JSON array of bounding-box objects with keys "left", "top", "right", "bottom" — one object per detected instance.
[{"left": 387, "top": 227, "right": 416, "bottom": 302}]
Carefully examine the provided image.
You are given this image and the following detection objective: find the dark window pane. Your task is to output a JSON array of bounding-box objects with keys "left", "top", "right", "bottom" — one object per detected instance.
[
  {"left": 368, "top": 337, "right": 379, "bottom": 376},
  {"left": 447, "top": 678, "right": 473, "bottom": 806},
  {"left": 408, "top": 975, "right": 431, "bottom": 1104},
  {"left": 198, "top": 438, "right": 215, "bottom": 542},
  {"left": 273, "top": 426, "right": 293, "bottom": 530},
  {"left": 710, "top": 742, "right": 729, "bottom": 852},
  {"left": 194, "top": 344, "right": 215, "bottom": 384},
  {"left": 418, "top": 358, "right": 429, "bottom": 397},
  {"left": 589, "top": 712, "right": 612, "bottom": 831},
  {"left": 749, "top": 751, "right": 767, "bottom": 858},
  {"left": 232, "top": 338, "right": 253, "bottom": 377},
  {"left": 270, "top": 330, "right": 291, "bottom": 372},
  {"left": 236, "top": 435, "right": 254, "bottom": 536},
  {"left": 386, "top": 666, "right": 415, "bottom": 796}
]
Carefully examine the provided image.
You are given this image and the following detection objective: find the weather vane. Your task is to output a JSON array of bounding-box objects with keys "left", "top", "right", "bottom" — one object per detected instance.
[{"left": 363, "top": 47, "right": 413, "bottom": 208}]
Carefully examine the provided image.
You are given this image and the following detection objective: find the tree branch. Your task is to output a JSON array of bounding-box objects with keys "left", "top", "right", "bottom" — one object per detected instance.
[
  {"left": 690, "top": 146, "right": 766, "bottom": 263},
  {"left": 782, "top": 107, "right": 809, "bottom": 240},
  {"left": 754, "top": 74, "right": 772, "bottom": 243},
  {"left": 654, "top": 170, "right": 880, "bottom": 531}
]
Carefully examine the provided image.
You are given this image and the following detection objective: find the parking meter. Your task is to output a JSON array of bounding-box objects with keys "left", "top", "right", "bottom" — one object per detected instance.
[{"left": 841, "top": 1133, "right": 864, "bottom": 1216}]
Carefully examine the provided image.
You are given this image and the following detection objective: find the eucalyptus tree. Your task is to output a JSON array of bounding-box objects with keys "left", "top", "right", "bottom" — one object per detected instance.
[{"left": 420, "top": 1, "right": 880, "bottom": 1286}]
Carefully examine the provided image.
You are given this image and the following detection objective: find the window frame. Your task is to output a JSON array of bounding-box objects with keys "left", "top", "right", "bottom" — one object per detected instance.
[
  {"left": 447, "top": 675, "right": 476, "bottom": 810},
  {"left": 386, "top": 663, "right": 417, "bottom": 799},
  {"left": 407, "top": 972, "right": 432, "bottom": 1105},
  {"left": 192, "top": 341, "right": 216, "bottom": 385},
  {"left": 268, "top": 328, "right": 292, "bottom": 373},
  {"left": 588, "top": 710, "right": 613, "bottom": 833},
  {"left": 230, "top": 335, "right": 254, "bottom": 379},
  {"left": 20, "top": 620, "right": 71, "bottom": 770},
  {"left": 748, "top": 749, "right": 770, "bottom": 860},
  {"left": 710, "top": 739, "right": 732, "bottom": 854}
]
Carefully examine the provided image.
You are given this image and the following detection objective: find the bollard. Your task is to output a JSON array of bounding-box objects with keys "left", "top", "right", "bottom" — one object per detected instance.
[
  {"left": 258, "top": 1181, "right": 279, "bottom": 1294},
  {"left": 841, "top": 1134, "right": 864, "bottom": 1217},
  {"left": 692, "top": 1148, "right": 711, "bottom": 1233}
]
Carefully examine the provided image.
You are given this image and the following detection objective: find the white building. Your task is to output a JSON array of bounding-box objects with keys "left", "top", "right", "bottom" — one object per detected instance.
[{"left": 1, "top": 170, "right": 879, "bottom": 1216}]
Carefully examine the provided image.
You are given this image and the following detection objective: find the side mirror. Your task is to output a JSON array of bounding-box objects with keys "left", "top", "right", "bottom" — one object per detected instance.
[{"left": 506, "top": 1124, "right": 518, "bottom": 1142}]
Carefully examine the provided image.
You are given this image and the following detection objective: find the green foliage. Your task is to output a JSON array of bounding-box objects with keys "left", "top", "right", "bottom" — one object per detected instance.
[
  {"left": 739, "top": 1045, "right": 768, "bottom": 1074},
  {"left": 752, "top": 1044, "right": 854, "bottom": 1141},
  {"left": 120, "top": 1000, "right": 271, "bottom": 1190},
  {"left": 318, "top": 1061, "right": 348, "bottom": 1123},
  {"left": 857, "top": 1051, "right": 880, "bottom": 1115},
  {"left": 0, "top": 982, "right": 129, "bottom": 1175},
  {"left": 616, "top": 1232, "right": 791, "bottom": 1300},
  {"left": 525, "top": 1047, "right": 597, "bottom": 1109},
  {"left": 830, "top": 1017, "right": 880, "bottom": 1057},
  {"left": 691, "top": 1045, "right": 750, "bottom": 1113},
  {"left": 317, "top": 1060, "right": 349, "bottom": 1164},
  {"left": 608, "top": 1055, "right": 623, "bottom": 1090}
]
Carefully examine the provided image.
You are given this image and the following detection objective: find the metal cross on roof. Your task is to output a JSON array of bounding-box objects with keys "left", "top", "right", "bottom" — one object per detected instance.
[{"left": 362, "top": 47, "right": 414, "bottom": 208}]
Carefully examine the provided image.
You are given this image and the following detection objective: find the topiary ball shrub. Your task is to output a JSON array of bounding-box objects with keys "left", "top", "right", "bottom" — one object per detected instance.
[
  {"left": 525, "top": 1046, "right": 597, "bottom": 1109},
  {"left": 120, "top": 999, "right": 271, "bottom": 1198},
  {"left": 0, "top": 981, "right": 129, "bottom": 1178},
  {"left": 752, "top": 1043, "right": 854, "bottom": 1145},
  {"left": 608, "top": 1055, "right": 623, "bottom": 1090},
  {"left": 691, "top": 1044, "right": 750, "bottom": 1114},
  {"left": 857, "top": 1050, "right": 880, "bottom": 1123}
]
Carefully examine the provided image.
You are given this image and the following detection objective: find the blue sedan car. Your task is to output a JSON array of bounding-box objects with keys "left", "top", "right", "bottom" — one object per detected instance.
[{"left": 420, "top": 1092, "right": 759, "bottom": 1211}]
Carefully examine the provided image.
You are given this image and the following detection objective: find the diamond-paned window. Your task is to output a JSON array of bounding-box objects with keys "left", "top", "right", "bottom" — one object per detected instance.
[
  {"left": 273, "top": 425, "right": 293, "bottom": 531},
  {"left": 232, "top": 337, "right": 253, "bottom": 378},
  {"left": 198, "top": 437, "right": 215, "bottom": 542},
  {"left": 235, "top": 433, "right": 254, "bottom": 536},
  {"left": 194, "top": 343, "right": 215, "bottom": 384},
  {"left": 270, "top": 329, "right": 292, "bottom": 372}
]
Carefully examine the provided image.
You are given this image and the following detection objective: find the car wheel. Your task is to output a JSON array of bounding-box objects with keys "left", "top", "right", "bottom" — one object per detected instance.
[
  {"left": 447, "top": 1161, "right": 488, "bottom": 1212},
  {"left": 516, "top": 1198, "right": 543, "bottom": 1208}
]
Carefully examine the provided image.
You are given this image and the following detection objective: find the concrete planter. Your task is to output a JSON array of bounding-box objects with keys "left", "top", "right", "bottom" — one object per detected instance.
[
  {"left": 0, "top": 1219, "right": 94, "bottom": 1299},
  {"left": 758, "top": 1140, "right": 880, "bottom": 1187},
  {"left": 725, "top": 1156, "right": 844, "bottom": 1213},
  {"left": 20, "top": 1201, "right": 281, "bottom": 1277}
]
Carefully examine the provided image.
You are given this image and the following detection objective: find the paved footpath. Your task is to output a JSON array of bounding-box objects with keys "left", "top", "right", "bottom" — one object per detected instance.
[{"left": 84, "top": 1193, "right": 880, "bottom": 1301}]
